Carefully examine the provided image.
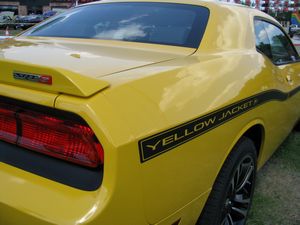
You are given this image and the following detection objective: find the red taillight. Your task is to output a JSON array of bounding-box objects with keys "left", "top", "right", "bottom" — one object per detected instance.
[
  {"left": 0, "top": 103, "right": 103, "bottom": 168},
  {"left": 0, "top": 104, "right": 17, "bottom": 143}
]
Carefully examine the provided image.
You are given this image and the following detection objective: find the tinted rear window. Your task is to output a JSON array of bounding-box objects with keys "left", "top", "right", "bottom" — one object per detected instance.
[{"left": 23, "top": 2, "right": 209, "bottom": 48}]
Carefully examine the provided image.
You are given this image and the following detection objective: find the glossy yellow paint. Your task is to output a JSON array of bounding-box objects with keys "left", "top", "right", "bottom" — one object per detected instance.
[
  {"left": 0, "top": 1, "right": 299, "bottom": 225},
  {"left": 0, "top": 57, "right": 110, "bottom": 97}
]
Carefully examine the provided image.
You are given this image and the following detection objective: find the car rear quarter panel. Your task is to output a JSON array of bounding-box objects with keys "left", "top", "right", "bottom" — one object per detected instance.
[
  {"left": 101, "top": 55, "right": 292, "bottom": 224},
  {"left": 53, "top": 53, "right": 298, "bottom": 225}
]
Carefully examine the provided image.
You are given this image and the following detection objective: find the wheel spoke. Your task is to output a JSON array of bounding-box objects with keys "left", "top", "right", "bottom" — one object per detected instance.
[
  {"left": 221, "top": 217, "right": 227, "bottom": 225},
  {"left": 227, "top": 213, "right": 234, "bottom": 225},
  {"left": 233, "top": 194, "right": 250, "bottom": 204},
  {"left": 230, "top": 177, "right": 235, "bottom": 195},
  {"left": 232, "top": 206, "right": 247, "bottom": 217},
  {"left": 236, "top": 165, "right": 254, "bottom": 193},
  {"left": 235, "top": 165, "right": 241, "bottom": 186},
  {"left": 221, "top": 214, "right": 234, "bottom": 225}
]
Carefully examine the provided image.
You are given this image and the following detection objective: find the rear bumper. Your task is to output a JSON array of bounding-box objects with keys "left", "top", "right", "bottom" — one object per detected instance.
[
  {"left": 0, "top": 202, "right": 53, "bottom": 225},
  {"left": 0, "top": 160, "right": 149, "bottom": 225},
  {"left": 0, "top": 160, "right": 101, "bottom": 225}
]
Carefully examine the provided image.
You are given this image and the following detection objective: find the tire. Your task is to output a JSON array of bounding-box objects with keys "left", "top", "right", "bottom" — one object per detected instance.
[
  {"left": 197, "top": 137, "right": 257, "bottom": 225},
  {"left": 294, "top": 121, "right": 300, "bottom": 132}
]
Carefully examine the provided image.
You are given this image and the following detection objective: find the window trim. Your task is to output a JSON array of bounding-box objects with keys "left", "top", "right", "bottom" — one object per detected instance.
[{"left": 254, "top": 16, "right": 300, "bottom": 66}]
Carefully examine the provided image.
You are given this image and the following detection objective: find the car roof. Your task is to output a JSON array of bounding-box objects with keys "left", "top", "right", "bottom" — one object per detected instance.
[
  {"left": 86, "top": 0, "right": 251, "bottom": 9},
  {"left": 83, "top": 0, "right": 276, "bottom": 21}
]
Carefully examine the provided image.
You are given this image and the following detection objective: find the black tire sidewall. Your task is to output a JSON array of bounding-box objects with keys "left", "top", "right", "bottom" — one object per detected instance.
[{"left": 294, "top": 121, "right": 300, "bottom": 131}]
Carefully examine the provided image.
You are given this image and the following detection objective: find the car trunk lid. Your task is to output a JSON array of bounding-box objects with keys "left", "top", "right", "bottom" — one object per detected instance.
[{"left": 0, "top": 37, "right": 195, "bottom": 97}]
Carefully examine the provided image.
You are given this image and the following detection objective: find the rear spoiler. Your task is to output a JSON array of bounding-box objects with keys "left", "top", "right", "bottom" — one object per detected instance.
[{"left": 0, "top": 59, "right": 110, "bottom": 97}]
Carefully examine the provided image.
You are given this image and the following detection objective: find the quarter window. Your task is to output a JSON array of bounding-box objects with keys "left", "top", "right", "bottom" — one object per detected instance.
[
  {"left": 254, "top": 20, "right": 272, "bottom": 59},
  {"left": 254, "top": 19, "right": 299, "bottom": 64}
]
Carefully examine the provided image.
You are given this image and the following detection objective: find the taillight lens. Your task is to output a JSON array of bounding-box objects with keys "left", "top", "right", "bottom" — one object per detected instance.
[
  {"left": 0, "top": 104, "right": 17, "bottom": 143},
  {"left": 0, "top": 102, "right": 103, "bottom": 168}
]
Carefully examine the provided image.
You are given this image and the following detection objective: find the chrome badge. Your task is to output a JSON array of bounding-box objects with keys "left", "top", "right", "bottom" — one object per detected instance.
[{"left": 13, "top": 72, "right": 52, "bottom": 85}]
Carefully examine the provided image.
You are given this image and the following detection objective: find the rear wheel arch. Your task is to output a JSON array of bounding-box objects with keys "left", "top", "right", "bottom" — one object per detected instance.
[
  {"left": 197, "top": 137, "right": 257, "bottom": 225},
  {"left": 220, "top": 122, "right": 265, "bottom": 170},
  {"left": 242, "top": 124, "right": 265, "bottom": 161},
  {"left": 196, "top": 122, "right": 265, "bottom": 224}
]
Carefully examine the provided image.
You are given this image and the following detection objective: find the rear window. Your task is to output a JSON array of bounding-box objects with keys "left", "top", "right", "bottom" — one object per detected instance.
[{"left": 22, "top": 2, "right": 209, "bottom": 48}]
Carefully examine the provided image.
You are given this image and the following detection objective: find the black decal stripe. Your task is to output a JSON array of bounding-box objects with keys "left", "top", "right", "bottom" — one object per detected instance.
[
  {"left": 289, "top": 86, "right": 300, "bottom": 98},
  {"left": 139, "top": 88, "right": 300, "bottom": 163}
]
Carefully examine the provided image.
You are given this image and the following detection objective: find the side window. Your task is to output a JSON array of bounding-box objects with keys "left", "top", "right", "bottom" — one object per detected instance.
[
  {"left": 254, "top": 20, "right": 272, "bottom": 59},
  {"left": 263, "top": 21, "right": 298, "bottom": 64},
  {"left": 254, "top": 19, "right": 299, "bottom": 64}
]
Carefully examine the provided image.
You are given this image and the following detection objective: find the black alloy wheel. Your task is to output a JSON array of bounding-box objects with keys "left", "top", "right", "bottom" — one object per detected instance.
[
  {"left": 197, "top": 137, "right": 257, "bottom": 225},
  {"left": 220, "top": 155, "right": 255, "bottom": 225}
]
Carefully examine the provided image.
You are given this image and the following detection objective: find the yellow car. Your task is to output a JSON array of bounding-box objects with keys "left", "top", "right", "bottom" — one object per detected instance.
[{"left": 0, "top": 0, "right": 299, "bottom": 225}]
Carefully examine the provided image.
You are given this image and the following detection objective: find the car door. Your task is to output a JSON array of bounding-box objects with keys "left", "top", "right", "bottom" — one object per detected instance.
[
  {"left": 254, "top": 19, "right": 300, "bottom": 130},
  {"left": 263, "top": 20, "right": 300, "bottom": 125}
]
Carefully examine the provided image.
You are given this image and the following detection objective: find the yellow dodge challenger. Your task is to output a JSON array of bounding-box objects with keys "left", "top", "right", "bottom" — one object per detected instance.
[{"left": 0, "top": 0, "right": 299, "bottom": 225}]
